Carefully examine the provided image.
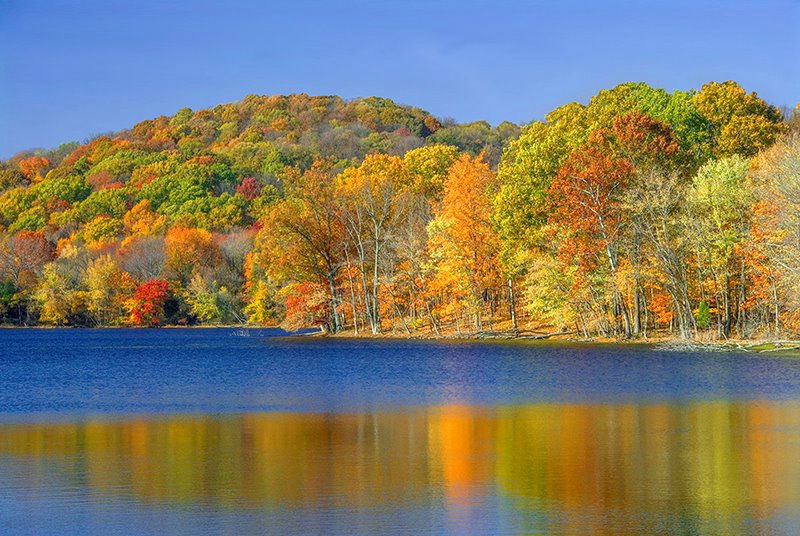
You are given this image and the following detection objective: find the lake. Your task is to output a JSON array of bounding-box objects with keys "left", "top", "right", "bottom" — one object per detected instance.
[{"left": 1, "top": 329, "right": 799, "bottom": 535}]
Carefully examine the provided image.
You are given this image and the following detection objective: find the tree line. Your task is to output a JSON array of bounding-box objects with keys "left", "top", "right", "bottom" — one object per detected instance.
[{"left": 0, "top": 83, "right": 798, "bottom": 339}]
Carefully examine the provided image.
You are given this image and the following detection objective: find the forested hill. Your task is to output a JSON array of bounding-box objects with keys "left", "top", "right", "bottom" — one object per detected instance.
[
  {"left": 0, "top": 83, "right": 798, "bottom": 339},
  {"left": 1, "top": 93, "right": 518, "bottom": 189},
  {"left": 0, "top": 92, "right": 518, "bottom": 243},
  {"left": 0, "top": 93, "right": 518, "bottom": 326},
  {"left": 0, "top": 94, "right": 521, "bottom": 233}
]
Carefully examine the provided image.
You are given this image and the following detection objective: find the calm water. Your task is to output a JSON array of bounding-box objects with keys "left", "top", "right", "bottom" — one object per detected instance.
[{"left": 1, "top": 329, "right": 799, "bottom": 535}]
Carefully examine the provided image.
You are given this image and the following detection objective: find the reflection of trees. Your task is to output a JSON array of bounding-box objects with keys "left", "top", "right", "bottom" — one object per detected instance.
[
  {"left": 0, "top": 401, "right": 798, "bottom": 533},
  {"left": 0, "top": 412, "right": 435, "bottom": 508},
  {"left": 494, "top": 402, "right": 800, "bottom": 535}
]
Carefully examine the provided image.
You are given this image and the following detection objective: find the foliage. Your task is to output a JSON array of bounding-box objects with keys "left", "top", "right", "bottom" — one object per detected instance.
[
  {"left": 128, "top": 279, "right": 169, "bottom": 326},
  {"left": 696, "top": 300, "right": 712, "bottom": 330},
  {"left": 0, "top": 83, "right": 796, "bottom": 339}
]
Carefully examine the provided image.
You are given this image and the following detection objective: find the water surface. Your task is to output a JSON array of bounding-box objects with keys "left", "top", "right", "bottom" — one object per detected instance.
[{"left": 1, "top": 329, "right": 799, "bottom": 535}]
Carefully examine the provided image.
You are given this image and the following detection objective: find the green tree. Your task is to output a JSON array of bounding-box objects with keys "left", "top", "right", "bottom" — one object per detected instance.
[{"left": 696, "top": 300, "right": 712, "bottom": 330}]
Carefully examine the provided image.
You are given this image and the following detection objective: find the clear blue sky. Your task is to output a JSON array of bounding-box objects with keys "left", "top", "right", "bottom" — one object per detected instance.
[{"left": 1, "top": 0, "right": 798, "bottom": 158}]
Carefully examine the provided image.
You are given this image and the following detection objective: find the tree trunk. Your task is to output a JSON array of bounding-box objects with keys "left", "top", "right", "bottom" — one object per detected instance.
[
  {"left": 723, "top": 266, "right": 732, "bottom": 339},
  {"left": 371, "top": 225, "right": 381, "bottom": 334},
  {"left": 773, "top": 284, "right": 780, "bottom": 337},
  {"left": 344, "top": 248, "right": 359, "bottom": 335},
  {"left": 327, "top": 272, "right": 340, "bottom": 333},
  {"left": 738, "top": 255, "right": 747, "bottom": 338},
  {"left": 507, "top": 278, "right": 518, "bottom": 333}
]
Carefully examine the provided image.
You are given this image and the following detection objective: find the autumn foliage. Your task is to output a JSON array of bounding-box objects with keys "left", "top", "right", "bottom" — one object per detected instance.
[
  {"left": 128, "top": 279, "right": 169, "bottom": 326},
  {"left": 0, "top": 82, "right": 797, "bottom": 339}
]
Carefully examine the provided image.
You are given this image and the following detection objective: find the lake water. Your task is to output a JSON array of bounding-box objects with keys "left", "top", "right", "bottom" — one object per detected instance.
[{"left": 1, "top": 329, "right": 799, "bottom": 535}]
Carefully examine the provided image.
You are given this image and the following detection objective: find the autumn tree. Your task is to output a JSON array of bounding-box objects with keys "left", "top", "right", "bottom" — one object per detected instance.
[
  {"left": 128, "top": 279, "right": 169, "bottom": 326},
  {"left": 337, "top": 154, "right": 409, "bottom": 333},
  {"left": 83, "top": 255, "right": 136, "bottom": 325},
  {"left": 0, "top": 231, "right": 54, "bottom": 323},
  {"left": 17, "top": 156, "right": 50, "bottom": 182},
  {"left": 253, "top": 163, "right": 346, "bottom": 332},
  {"left": 429, "top": 154, "right": 501, "bottom": 331},
  {"left": 694, "top": 80, "right": 786, "bottom": 157},
  {"left": 244, "top": 278, "right": 280, "bottom": 326},
  {"left": 689, "top": 156, "right": 752, "bottom": 337},
  {"left": 279, "top": 282, "right": 329, "bottom": 331},
  {"left": 0, "top": 231, "right": 54, "bottom": 286},
  {"left": 164, "top": 226, "right": 218, "bottom": 284},
  {"left": 34, "top": 243, "right": 90, "bottom": 326},
  {"left": 605, "top": 112, "right": 684, "bottom": 336},
  {"left": 117, "top": 235, "right": 166, "bottom": 281},
  {"left": 548, "top": 141, "right": 634, "bottom": 335},
  {"left": 747, "top": 134, "right": 800, "bottom": 332},
  {"left": 404, "top": 144, "right": 459, "bottom": 201},
  {"left": 122, "top": 200, "right": 168, "bottom": 236}
]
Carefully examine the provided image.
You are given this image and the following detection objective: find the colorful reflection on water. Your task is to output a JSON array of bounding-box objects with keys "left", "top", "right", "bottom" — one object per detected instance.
[{"left": 2, "top": 401, "right": 799, "bottom": 535}]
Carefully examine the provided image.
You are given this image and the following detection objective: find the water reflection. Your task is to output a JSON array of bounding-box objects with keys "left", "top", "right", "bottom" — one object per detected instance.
[{"left": 1, "top": 402, "right": 799, "bottom": 535}]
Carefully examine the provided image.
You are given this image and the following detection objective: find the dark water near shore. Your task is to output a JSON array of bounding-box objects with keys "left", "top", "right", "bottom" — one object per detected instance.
[{"left": 1, "top": 329, "right": 799, "bottom": 535}]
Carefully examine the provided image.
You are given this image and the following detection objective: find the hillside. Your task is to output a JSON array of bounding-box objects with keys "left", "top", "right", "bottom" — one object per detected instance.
[
  {"left": 0, "top": 93, "right": 518, "bottom": 326},
  {"left": 0, "top": 94, "right": 518, "bottom": 233},
  {"left": 0, "top": 83, "right": 797, "bottom": 340}
]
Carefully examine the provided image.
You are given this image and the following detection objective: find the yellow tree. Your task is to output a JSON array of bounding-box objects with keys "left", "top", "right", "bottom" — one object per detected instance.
[
  {"left": 403, "top": 144, "right": 459, "bottom": 201},
  {"left": 244, "top": 278, "right": 280, "bottom": 326},
  {"left": 83, "top": 255, "right": 136, "bottom": 325},
  {"left": 122, "top": 200, "right": 168, "bottom": 236},
  {"left": 428, "top": 154, "right": 501, "bottom": 332},
  {"left": 688, "top": 156, "right": 752, "bottom": 337},
  {"left": 693, "top": 81, "right": 786, "bottom": 157},
  {"left": 392, "top": 144, "right": 459, "bottom": 332}
]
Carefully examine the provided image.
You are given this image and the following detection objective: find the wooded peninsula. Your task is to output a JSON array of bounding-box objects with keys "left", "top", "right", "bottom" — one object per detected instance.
[{"left": 1, "top": 82, "right": 798, "bottom": 341}]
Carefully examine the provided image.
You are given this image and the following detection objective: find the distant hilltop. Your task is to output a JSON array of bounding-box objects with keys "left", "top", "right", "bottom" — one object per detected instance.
[{"left": 3, "top": 93, "right": 519, "bottom": 171}]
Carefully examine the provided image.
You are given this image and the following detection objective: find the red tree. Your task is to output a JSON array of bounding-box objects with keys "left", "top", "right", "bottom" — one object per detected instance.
[
  {"left": 236, "top": 177, "right": 261, "bottom": 201},
  {"left": 549, "top": 146, "right": 634, "bottom": 275},
  {"left": 128, "top": 279, "right": 169, "bottom": 326}
]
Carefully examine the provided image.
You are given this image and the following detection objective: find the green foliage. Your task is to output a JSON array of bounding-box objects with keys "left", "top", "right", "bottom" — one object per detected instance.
[
  {"left": 9, "top": 206, "right": 47, "bottom": 232},
  {"left": 137, "top": 164, "right": 213, "bottom": 211},
  {"left": 0, "top": 280, "right": 15, "bottom": 315},
  {"left": 696, "top": 300, "right": 712, "bottom": 330},
  {"left": 87, "top": 150, "right": 164, "bottom": 180},
  {"left": 0, "top": 188, "right": 36, "bottom": 225},
  {"left": 83, "top": 215, "right": 124, "bottom": 244},
  {"left": 171, "top": 193, "right": 247, "bottom": 231},
  {"left": 77, "top": 189, "right": 128, "bottom": 221},
  {"left": 32, "top": 173, "right": 91, "bottom": 204}
]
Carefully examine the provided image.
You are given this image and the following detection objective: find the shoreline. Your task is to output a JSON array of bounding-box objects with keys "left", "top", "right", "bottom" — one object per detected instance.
[
  {"left": 2, "top": 323, "right": 799, "bottom": 355},
  {"left": 288, "top": 325, "right": 800, "bottom": 354},
  {"left": 290, "top": 328, "right": 800, "bottom": 355}
]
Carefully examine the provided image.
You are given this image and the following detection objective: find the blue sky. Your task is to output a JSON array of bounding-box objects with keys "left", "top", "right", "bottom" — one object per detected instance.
[{"left": 1, "top": 0, "right": 798, "bottom": 158}]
